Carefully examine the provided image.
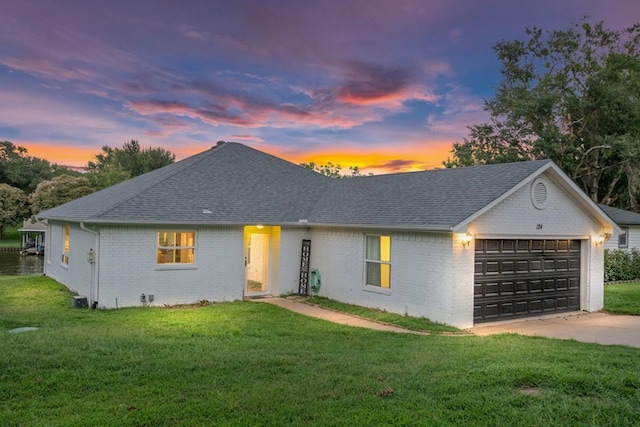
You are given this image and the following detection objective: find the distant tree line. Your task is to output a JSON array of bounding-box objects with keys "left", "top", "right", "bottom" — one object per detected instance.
[
  {"left": 300, "top": 161, "right": 370, "bottom": 178},
  {"left": 0, "top": 140, "right": 174, "bottom": 239}
]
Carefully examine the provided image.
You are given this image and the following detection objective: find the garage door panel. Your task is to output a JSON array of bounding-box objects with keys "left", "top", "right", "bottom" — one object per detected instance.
[
  {"left": 556, "top": 297, "right": 568, "bottom": 309},
  {"left": 501, "top": 281, "right": 515, "bottom": 295},
  {"left": 569, "top": 277, "right": 580, "bottom": 289},
  {"left": 543, "top": 279, "right": 556, "bottom": 290},
  {"left": 486, "top": 261, "right": 499, "bottom": 274},
  {"left": 474, "top": 239, "right": 581, "bottom": 323},
  {"left": 515, "top": 280, "right": 528, "bottom": 293},
  {"left": 516, "top": 301, "right": 528, "bottom": 314},
  {"left": 530, "top": 280, "right": 542, "bottom": 293},
  {"left": 502, "top": 240, "right": 516, "bottom": 252}
]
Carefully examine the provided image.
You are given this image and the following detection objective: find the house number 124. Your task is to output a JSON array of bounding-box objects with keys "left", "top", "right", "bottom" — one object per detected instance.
[{"left": 536, "top": 224, "right": 543, "bottom": 230}]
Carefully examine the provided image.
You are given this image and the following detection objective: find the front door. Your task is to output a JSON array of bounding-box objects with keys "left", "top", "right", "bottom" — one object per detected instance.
[{"left": 246, "top": 233, "right": 269, "bottom": 294}]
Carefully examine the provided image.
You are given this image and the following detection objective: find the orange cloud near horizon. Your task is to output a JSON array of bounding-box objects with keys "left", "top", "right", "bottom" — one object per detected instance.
[
  {"left": 21, "top": 143, "right": 101, "bottom": 168},
  {"left": 21, "top": 139, "right": 453, "bottom": 175},
  {"left": 264, "top": 141, "right": 453, "bottom": 174}
]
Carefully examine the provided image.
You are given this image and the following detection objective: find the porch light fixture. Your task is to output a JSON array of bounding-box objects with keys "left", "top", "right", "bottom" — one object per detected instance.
[
  {"left": 594, "top": 234, "right": 605, "bottom": 246},
  {"left": 461, "top": 232, "right": 473, "bottom": 247},
  {"left": 256, "top": 224, "right": 264, "bottom": 229}
]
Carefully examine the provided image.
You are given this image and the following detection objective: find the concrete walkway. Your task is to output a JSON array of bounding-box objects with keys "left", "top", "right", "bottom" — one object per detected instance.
[
  {"left": 258, "top": 297, "right": 430, "bottom": 334},
  {"left": 259, "top": 297, "right": 640, "bottom": 348}
]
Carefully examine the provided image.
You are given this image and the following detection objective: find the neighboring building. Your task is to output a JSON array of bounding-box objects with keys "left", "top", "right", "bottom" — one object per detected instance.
[
  {"left": 37, "top": 142, "right": 618, "bottom": 328},
  {"left": 600, "top": 204, "right": 640, "bottom": 251},
  {"left": 18, "top": 219, "right": 46, "bottom": 255}
]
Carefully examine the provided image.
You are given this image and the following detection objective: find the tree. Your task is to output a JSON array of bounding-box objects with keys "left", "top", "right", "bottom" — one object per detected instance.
[
  {"left": 0, "top": 184, "right": 30, "bottom": 239},
  {"left": 86, "top": 140, "right": 175, "bottom": 179},
  {"left": 30, "top": 175, "right": 95, "bottom": 214},
  {"left": 444, "top": 18, "right": 640, "bottom": 209},
  {"left": 300, "top": 161, "right": 369, "bottom": 178},
  {"left": 86, "top": 163, "right": 131, "bottom": 190},
  {"left": 0, "top": 141, "right": 69, "bottom": 193}
]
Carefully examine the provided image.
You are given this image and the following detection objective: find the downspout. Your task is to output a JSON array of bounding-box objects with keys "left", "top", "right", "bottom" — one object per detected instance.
[{"left": 80, "top": 222, "right": 100, "bottom": 309}]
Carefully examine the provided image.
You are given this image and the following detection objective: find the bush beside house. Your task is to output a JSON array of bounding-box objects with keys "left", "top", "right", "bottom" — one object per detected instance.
[{"left": 604, "top": 249, "right": 640, "bottom": 282}]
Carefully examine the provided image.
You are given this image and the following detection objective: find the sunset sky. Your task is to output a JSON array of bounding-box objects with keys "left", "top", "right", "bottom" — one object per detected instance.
[{"left": 1, "top": 0, "right": 638, "bottom": 174}]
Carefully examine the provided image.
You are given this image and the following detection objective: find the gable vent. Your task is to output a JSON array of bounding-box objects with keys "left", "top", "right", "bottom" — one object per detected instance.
[{"left": 531, "top": 179, "right": 548, "bottom": 210}]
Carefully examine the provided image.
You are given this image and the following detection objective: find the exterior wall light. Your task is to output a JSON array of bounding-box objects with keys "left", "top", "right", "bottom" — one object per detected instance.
[
  {"left": 256, "top": 224, "right": 264, "bottom": 229},
  {"left": 593, "top": 234, "right": 605, "bottom": 246},
  {"left": 461, "top": 232, "right": 473, "bottom": 247}
]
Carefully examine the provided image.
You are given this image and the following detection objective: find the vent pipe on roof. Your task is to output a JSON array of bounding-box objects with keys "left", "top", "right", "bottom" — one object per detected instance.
[{"left": 213, "top": 141, "right": 226, "bottom": 149}]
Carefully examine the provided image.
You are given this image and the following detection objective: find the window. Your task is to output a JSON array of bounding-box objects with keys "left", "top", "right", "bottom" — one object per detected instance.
[
  {"left": 62, "top": 224, "right": 70, "bottom": 265},
  {"left": 157, "top": 231, "right": 195, "bottom": 264},
  {"left": 365, "top": 235, "right": 391, "bottom": 288},
  {"left": 619, "top": 227, "right": 629, "bottom": 249}
]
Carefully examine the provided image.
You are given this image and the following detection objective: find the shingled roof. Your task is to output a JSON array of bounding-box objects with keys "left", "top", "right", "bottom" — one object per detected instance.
[
  {"left": 599, "top": 204, "right": 640, "bottom": 226},
  {"left": 38, "top": 142, "right": 331, "bottom": 224},
  {"left": 38, "top": 142, "right": 561, "bottom": 230}
]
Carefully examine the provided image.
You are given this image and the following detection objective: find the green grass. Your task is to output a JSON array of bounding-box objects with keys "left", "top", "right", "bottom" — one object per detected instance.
[
  {"left": 2, "top": 276, "right": 640, "bottom": 426},
  {"left": 604, "top": 282, "right": 640, "bottom": 315},
  {"left": 0, "top": 225, "right": 21, "bottom": 248},
  {"left": 306, "top": 296, "right": 461, "bottom": 333}
]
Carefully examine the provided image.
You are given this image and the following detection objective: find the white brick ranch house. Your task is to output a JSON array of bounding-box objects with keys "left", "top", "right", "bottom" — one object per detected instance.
[{"left": 37, "top": 142, "right": 618, "bottom": 328}]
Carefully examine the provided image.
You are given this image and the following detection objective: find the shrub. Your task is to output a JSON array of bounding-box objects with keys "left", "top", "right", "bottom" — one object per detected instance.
[{"left": 604, "top": 249, "right": 640, "bottom": 282}]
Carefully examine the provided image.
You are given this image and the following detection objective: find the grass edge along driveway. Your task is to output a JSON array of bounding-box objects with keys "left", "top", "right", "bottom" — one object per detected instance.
[{"left": 1, "top": 276, "right": 640, "bottom": 426}]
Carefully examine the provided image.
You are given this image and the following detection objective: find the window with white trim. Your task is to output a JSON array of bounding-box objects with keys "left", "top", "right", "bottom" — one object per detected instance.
[
  {"left": 157, "top": 231, "right": 195, "bottom": 264},
  {"left": 365, "top": 235, "right": 391, "bottom": 288},
  {"left": 62, "top": 224, "right": 70, "bottom": 265},
  {"left": 619, "top": 227, "right": 629, "bottom": 249}
]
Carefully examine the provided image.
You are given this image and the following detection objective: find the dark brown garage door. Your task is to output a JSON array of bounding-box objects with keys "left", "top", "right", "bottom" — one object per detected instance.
[{"left": 474, "top": 239, "right": 581, "bottom": 323}]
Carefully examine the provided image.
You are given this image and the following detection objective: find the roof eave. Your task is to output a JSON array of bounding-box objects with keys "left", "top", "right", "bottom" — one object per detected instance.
[{"left": 38, "top": 216, "right": 455, "bottom": 233}]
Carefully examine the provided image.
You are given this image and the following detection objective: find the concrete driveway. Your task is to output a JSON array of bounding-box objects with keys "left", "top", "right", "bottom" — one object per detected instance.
[{"left": 471, "top": 312, "right": 640, "bottom": 348}]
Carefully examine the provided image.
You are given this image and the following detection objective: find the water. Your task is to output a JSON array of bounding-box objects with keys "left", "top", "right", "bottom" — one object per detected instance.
[{"left": 0, "top": 251, "right": 45, "bottom": 275}]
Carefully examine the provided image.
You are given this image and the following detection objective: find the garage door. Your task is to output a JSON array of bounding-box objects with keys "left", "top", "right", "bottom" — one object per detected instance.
[{"left": 474, "top": 239, "right": 581, "bottom": 323}]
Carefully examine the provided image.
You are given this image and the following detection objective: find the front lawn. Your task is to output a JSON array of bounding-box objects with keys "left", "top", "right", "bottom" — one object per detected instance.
[
  {"left": 604, "top": 282, "right": 640, "bottom": 315},
  {"left": 2, "top": 276, "right": 640, "bottom": 426}
]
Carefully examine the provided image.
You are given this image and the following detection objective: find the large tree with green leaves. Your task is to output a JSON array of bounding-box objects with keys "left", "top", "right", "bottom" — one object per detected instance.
[
  {"left": 0, "top": 184, "right": 30, "bottom": 239},
  {"left": 86, "top": 140, "right": 175, "bottom": 180},
  {"left": 30, "top": 175, "right": 95, "bottom": 214},
  {"left": 444, "top": 18, "right": 640, "bottom": 210}
]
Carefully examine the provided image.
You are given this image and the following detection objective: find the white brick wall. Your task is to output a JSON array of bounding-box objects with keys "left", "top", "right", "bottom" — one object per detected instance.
[
  {"left": 309, "top": 227, "right": 475, "bottom": 327},
  {"left": 45, "top": 221, "right": 98, "bottom": 302},
  {"left": 46, "top": 222, "right": 247, "bottom": 308},
  {"left": 97, "top": 225, "right": 245, "bottom": 308}
]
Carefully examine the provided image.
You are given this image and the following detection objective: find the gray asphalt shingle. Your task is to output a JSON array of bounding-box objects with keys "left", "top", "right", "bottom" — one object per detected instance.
[
  {"left": 311, "top": 160, "right": 551, "bottom": 229},
  {"left": 599, "top": 204, "right": 640, "bottom": 226},
  {"left": 38, "top": 142, "right": 552, "bottom": 230}
]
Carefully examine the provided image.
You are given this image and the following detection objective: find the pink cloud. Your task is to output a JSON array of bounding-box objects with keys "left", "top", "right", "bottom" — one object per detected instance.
[{"left": 230, "top": 134, "right": 264, "bottom": 143}]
